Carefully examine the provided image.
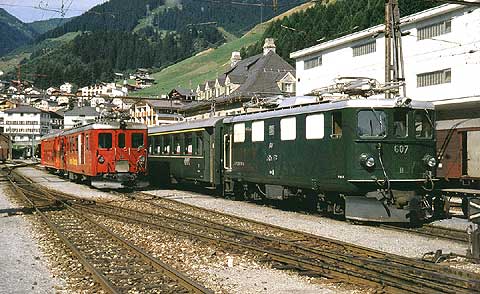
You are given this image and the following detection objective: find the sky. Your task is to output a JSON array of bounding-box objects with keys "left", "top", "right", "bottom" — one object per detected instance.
[{"left": 0, "top": 0, "right": 108, "bottom": 23}]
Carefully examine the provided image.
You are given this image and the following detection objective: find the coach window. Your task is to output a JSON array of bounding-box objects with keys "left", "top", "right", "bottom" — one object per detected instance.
[
  {"left": 148, "top": 136, "right": 153, "bottom": 154},
  {"left": 280, "top": 117, "right": 296, "bottom": 141},
  {"left": 185, "top": 133, "right": 193, "bottom": 154},
  {"left": 331, "top": 112, "right": 343, "bottom": 138},
  {"left": 118, "top": 133, "right": 126, "bottom": 148},
  {"left": 195, "top": 132, "right": 203, "bottom": 155},
  {"left": 252, "top": 121, "right": 265, "bottom": 142},
  {"left": 163, "top": 135, "right": 171, "bottom": 154},
  {"left": 234, "top": 123, "right": 245, "bottom": 143},
  {"left": 86, "top": 135, "right": 89, "bottom": 150},
  {"left": 98, "top": 133, "right": 112, "bottom": 149},
  {"left": 132, "top": 133, "right": 144, "bottom": 148},
  {"left": 154, "top": 136, "right": 162, "bottom": 154},
  {"left": 306, "top": 114, "right": 324, "bottom": 139},
  {"left": 173, "top": 135, "right": 181, "bottom": 154}
]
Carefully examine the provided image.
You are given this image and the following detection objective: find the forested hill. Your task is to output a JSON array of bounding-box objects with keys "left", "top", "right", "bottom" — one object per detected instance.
[
  {"left": 40, "top": 0, "right": 305, "bottom": 41},
  {"left": 241, "top": 0, "right": 440, "bottom": 63},
  {"left": 0, "top": 9, "right": 37, "bottom": 56}
]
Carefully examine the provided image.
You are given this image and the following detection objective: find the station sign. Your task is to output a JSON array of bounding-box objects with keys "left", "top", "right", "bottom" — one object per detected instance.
[{"left": 469, "top": 198, "right": 480, "bottom": 223}]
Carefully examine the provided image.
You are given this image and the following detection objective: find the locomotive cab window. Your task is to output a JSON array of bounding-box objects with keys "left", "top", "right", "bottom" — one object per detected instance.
[
  {"left": 357, "top": 110, "right": 386, "bottom": 138},
  {"left": 98, "top": 133, "right": 112, "bottom": 149},
  {"left": 415, "top": 111, "right": 433, "bottom": 139},
  {"left": 118, "top": 133, "right": 126, "bottom": 148},
  {"left": 331, "top": 112, "right": 343, "bottom": 138},
  {"left": 132, "top": 133, "right": 144, "bottom": 148},
  {"left": 393, "top": 110, "right": 408, "bottom": 138}
]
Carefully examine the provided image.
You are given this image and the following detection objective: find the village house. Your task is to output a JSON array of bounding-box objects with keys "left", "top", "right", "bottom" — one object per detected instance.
[
  {"left": 63, "top": 106, "right": 100, "bottom": 129},
  {"left": 80, "top": 82, "right": 127, "bottom": 97},
  {"left": 130, "top": 99, "right": 185, "bottom": 127},
  {"left": 185, "top": 38, "right": 296, "bottom": 120},
  {"left": 60, "top": 82, "right": 73, "bottom": 94}
]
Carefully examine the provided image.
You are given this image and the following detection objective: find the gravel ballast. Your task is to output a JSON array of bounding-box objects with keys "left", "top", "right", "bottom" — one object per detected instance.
[{"left": 0, "top": 183, "right": 62, "bottom": 293}]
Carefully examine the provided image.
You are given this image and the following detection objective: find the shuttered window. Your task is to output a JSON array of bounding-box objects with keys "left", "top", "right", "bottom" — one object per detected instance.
[
  {"left": 352, "top": 41, "right": 376, "bottom": 57},
  {"left": 417, "top": 68, "right": 451, "bottom": 87},
  {"left": 304, "top": 56, "right": 322, "bottom": 70},
  {"left": 417, "top": 20, "right": 451, "bottom": 40}
]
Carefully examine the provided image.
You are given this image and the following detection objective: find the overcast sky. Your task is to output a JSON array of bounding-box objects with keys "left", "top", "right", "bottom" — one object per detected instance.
[{"left": 1, "top": 0, "right": 108, "bottom": 23}]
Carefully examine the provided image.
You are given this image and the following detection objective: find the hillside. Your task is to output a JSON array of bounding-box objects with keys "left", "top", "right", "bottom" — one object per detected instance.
[
  {"left": 28, "top": 17, "right": 72, "bottom": 35},
  {"left": 134, "top": 1, "right": 316, "bottom": 96},
  {"left": 0, "top": 9, "right": 37, "bottom": 56}
]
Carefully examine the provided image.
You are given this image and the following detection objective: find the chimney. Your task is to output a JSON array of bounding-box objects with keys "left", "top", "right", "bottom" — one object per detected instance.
[
  {"left": 230, "top": 51, "right": 241, "bottom": 68},
  {"left": 263, "top": 38, "right": 276, "bottom": 56}
]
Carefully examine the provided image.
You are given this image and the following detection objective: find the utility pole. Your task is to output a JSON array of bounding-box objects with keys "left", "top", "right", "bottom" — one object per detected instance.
[{"left": 384, "top": 0, "right": 406, "bottom": 98}]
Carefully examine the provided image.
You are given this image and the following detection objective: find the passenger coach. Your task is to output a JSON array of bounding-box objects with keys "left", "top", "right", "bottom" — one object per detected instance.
[
  {"left": 148, "top": 97, "right": 443, "bottom": 223},
  {"left": 41, "top": 121, "right": 148, "bottom": 189}
]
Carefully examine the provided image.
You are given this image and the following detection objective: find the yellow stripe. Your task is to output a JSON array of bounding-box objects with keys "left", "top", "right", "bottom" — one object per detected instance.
[
  {"left": 150, "top": 128, "right": 205, "bottom": 136},
  {"left": 149, "top": 155, "right": 204, "bottom": 159}
]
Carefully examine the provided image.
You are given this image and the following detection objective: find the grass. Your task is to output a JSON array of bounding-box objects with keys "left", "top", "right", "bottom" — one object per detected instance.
[
  {"left": 133, "top": 23, "right": 267, "bottom": 97},
  {"left": 132, "top": 1, "right": 316, "bottom": 97}
]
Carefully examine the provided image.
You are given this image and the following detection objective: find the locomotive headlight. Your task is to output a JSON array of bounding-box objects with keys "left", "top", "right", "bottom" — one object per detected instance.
[
  {"left": 139, "top": 155, "right": 146, "bottom": 164},
  {"left": 360, "top": 153, "right": 375, "bottom": 169},
  {"left": 98, "top": 155, "right": 105, "bottom": 164},
  {"left": 423, "top": 155, "right": 437, "bottom": 168}
]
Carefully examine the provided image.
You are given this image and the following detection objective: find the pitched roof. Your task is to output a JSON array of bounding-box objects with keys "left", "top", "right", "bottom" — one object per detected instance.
[
  {"left": 64, "top": 106, "right": 99, "bottom": 117},
  {"left": 4, "top": 105, "right": 44, "bottom": 114},
  {"left": 227, "top": 51, "right": 295, "bottom": 97}
]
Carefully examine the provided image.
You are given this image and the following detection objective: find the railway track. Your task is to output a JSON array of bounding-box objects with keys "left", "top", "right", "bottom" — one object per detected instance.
[
  {"left": 7, "top": 167, "right": 480, "bottom": 293},
  {"left": 4, "top": 169, "right": 213, "bottom": 294},
  {"left": 381, "top": 224, "right": 469, "bottom": 243},
  {"left": 32, "top": 188, "right": 479, "bottom": 294}
]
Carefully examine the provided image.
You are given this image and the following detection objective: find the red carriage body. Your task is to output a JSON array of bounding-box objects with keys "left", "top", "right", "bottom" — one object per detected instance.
[{"left": 41, "top": 121, "right": 148, "bottom": 189}]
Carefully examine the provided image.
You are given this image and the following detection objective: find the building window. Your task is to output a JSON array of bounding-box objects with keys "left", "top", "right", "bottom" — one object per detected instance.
[
  {"left": 306, "top": 114, "right": 324, "bottom": 139},
  {"left": 252, "top": 121, "right": 264, "bottom": 142},
  {"left": 281, "top": 82, "right": 295, "bottom": 93},
  {"left": 352, "top": 41, "right": 376, "bottom": 57},
  {"left": 304, "top": 56, "right": 322, "bottom": 70},
  {"left": 417, "top": 19, "right": 451, "bottom": 40},
  {"left": 417, "top": 68, "right": 451, "bottom": 87},
  {"left": 234, "top": 123, "right": 245, "bottom": 143},
  {"left": 280, "top": 117, "right": 296, "bottom": 141}
]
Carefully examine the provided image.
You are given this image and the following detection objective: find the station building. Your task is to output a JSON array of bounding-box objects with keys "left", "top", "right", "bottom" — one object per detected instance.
[{"left": 290, "top": 3, "right": 480, "bottom": 118}]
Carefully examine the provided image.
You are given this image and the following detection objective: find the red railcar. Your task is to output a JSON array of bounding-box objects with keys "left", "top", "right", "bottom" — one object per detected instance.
[{"left": 41, "top": 121, "right": 148, "bottom": 189}]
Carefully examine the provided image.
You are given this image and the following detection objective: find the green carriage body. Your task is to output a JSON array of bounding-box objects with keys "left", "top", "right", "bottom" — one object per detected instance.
[
  {"left": 148, "top": 117, "right": 224, "bottom": 187},
  {"left": 148, "top": 98, "right": 439, "bottom": 222}
]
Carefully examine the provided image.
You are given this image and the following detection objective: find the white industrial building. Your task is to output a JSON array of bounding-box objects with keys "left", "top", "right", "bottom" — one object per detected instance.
[{"left": 290, "top": 4, "right": 480, "bottom": 107}]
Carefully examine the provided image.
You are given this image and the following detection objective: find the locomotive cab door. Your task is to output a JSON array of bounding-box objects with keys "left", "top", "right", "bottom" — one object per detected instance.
[{"left": 330, "top": 112, "right": 344, "bottom": 178}]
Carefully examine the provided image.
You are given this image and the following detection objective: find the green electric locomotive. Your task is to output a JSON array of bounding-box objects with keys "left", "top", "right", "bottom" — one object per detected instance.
[{"left": 148, "top": 97, "right": 442, "bottom": 223}]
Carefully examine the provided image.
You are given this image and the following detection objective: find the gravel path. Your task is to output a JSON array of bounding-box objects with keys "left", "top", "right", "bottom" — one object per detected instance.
[
  {"left": 144, "top": 189, "right": 470, "bottom": 259},
  {"left": 0, "top": 183, "right": 62, "bottom": 293}
]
